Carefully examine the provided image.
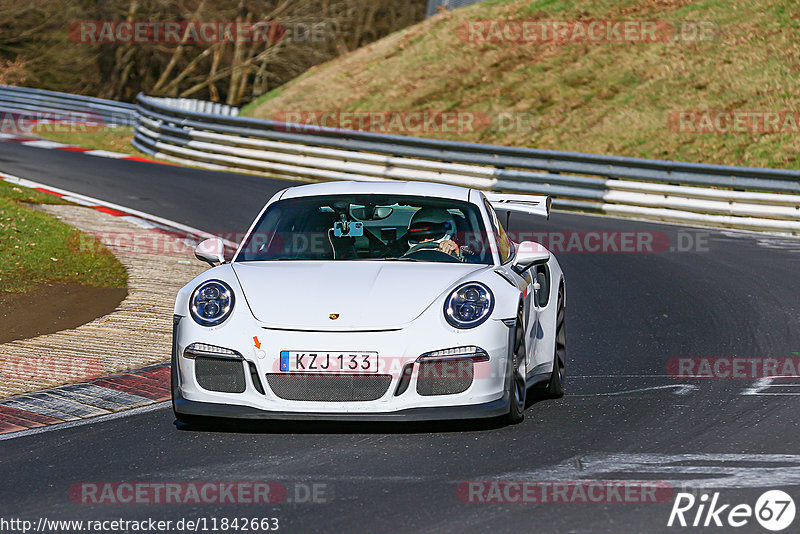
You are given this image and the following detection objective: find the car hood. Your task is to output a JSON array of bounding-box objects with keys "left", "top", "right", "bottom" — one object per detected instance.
[{"left": 232, "top": 261, "right": 489, "bottom": 330}]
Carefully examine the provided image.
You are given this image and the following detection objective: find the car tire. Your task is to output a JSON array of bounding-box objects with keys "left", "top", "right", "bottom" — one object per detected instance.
[
  {"left": 506, "top": 305, "right": 527, "bottom": 424},
  {"left": 545, "top": 286, "right": 566, "bottom": 399}
]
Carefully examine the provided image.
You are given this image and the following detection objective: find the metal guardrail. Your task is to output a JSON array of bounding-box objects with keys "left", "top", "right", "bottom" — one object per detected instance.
[
  {"left": 0, "top": 85, "right": 137, "bottom": 127},
  {"left": 142, "top": 97, "right": 238, "bottom": 117},
  {"left": 0, "top": 85, "right": 797, "bottom": 234},
  {"left": 133, "top": 93, "right": 800, "bottom": 234}
]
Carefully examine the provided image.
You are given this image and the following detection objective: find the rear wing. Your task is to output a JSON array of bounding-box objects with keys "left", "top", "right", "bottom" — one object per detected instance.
[{"left": 484, "top": 193, "right": 552, "bottom": 220}]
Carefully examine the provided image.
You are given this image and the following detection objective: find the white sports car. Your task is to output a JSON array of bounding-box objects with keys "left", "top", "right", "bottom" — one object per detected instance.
[{"left": 171, "top": 181, "right": 565, "bottom": 425}]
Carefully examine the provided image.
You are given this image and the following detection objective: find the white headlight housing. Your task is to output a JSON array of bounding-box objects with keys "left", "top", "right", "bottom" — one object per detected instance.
[
  {"left": 444, "top": 282, "right": 494, "bottom": 329},
  {"left": 190, "top": 280, "right": 234, "bottom": 327}
]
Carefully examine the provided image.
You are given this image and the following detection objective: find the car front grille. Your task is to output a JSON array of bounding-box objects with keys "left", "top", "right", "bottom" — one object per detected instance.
[
  {"left": 265, "top": 373, "right": 392, "bottom": 402},
  {"left": 416, "top": 358, "right": 474, "bottom": 396},
  {"left": 195, "top": 356, "right": 247, "bottom": 393}
]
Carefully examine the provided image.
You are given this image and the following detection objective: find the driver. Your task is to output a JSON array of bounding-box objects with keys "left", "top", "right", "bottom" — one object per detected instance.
[{"left": 405, "top": 207, "right": 462, "bottom": 260}]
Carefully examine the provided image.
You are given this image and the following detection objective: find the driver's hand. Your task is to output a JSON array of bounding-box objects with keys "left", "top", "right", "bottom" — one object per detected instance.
[{"left": 438, "top": 239, "right": 461, "bottom": 259}]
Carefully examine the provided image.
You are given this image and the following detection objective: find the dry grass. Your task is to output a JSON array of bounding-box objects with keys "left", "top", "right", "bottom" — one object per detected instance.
[{"left": 243, "top": 0, "right": 800, "bottom": 169}]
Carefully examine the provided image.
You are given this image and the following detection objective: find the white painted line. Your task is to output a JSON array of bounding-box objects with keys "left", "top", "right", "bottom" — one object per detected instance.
[
  {"left": 0, "top": 170, "right": 237, "bottom": 248},
  {"left": 571, "top": 384, "right": 699, "bottom": 397},
  {"left": 499, "top": 453, "right": 800, "bottom": 489},
  {"left": 570, "top": 374, "right": 675, "bottom": 378},
  {"left": 0, "top": 174, "right": 45, "bottom": 190},
  {"left": 742, "top": 378, "right": 774, "bottom": 396},
  {"left": 743, "top": 376, "right": 800, "bottom": 395},
  {"left": 21, "top": 139, "right": 69, "bottom": 149},
  {"left": 0, "top": 401, "right": 170, "bottom": 442},
  {"left": 84, "top": 149, "right": 129, "bottom": 159},
  {"left": 60, "top": 195, "right": 99, "bottom": 207},
  {"left": 120, "top": 215, "right": 158, "bottom": 229}
]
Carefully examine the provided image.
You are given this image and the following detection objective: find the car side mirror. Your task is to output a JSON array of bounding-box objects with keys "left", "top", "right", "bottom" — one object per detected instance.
[
  {"left": 512, "top": 241, "right": 550, "bottom": 273},
  {"left": 195, "top": 238, "right": 225, "bottom": 267}
]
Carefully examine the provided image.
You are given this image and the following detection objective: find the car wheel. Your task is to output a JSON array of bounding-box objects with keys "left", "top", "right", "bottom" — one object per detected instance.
[
  {"left": 506, "top": 305, "right": 527, "bottom": 424},
  {"left": 545, "top": 286, "right": 566, "bottom": 398}
]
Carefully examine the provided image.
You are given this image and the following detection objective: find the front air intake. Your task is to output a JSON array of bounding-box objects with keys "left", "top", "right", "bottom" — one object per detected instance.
[
  {"left": 195, "top": 356, "right": 247, "bottom": 393},
  {"left": 266, "top": 374, "right": 392, "bottom": 402},
  {"left": 416, "top": 358, "right": 474, "bottom": 396}
]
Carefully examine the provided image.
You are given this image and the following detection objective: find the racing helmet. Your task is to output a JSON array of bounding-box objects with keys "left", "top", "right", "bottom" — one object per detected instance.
[{"left": 408, "top": 207, "right": 457, "bottom": 247}]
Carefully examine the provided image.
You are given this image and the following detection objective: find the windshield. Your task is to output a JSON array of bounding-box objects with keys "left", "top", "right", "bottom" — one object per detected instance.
[{"left": 235, "top": 194, "right": 493, "bottom": 264}]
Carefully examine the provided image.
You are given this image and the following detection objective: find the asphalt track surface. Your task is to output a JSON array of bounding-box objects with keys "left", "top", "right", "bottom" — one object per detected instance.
[{"left": 1, "top": 142, "right": 799, "bottom": 533}]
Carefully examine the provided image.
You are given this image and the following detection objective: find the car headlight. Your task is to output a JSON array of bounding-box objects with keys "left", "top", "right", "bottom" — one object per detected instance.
[
  {"left": 444, "top": 282, "right": 494, "bottom": 329},
  {"left": 190, "top": 280, "right": 234, "bottom": 326}
]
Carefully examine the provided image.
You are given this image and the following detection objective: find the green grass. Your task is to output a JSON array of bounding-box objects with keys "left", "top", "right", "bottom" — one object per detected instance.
[
  {"left": 241, "top": 0, "right": 800, "bottom": 169},
  {"left": 35, "top": 127, "right": 175, "bottom": 165},
  {"left": 0, "top": 181, "right": 70, "bottom": 205},
  {"left": 0, "top": 180, "right": 127, "bottom": 293},
  {"left": 36, "top": 127, "right": 139, "bottom": 155}
]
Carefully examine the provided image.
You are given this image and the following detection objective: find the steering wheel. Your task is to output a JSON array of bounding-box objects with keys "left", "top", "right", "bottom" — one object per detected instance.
[{"left": 402, "top": 241, "right": 463, "bottom": 263}]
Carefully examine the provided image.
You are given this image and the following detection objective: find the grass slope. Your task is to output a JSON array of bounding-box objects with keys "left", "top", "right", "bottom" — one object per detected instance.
[
  {"left": 0, "top": 181, "right": 127, "bottom": 293},
  {"left": 243, "top": 0, "right": 800, "bottom": 169}
]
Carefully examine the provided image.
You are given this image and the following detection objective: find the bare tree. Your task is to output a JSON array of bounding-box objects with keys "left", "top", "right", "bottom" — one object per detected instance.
[{"left": 0, "top": 0, "right": 427, "bottom": 105}]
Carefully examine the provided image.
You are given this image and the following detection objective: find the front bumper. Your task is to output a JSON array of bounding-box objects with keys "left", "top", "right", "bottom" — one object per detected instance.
[
  {"left": 173, "top": 313, "right": 513, "bottom": 420},
  {"left": 173, "top": 389, "right": 511, "bottom": 421}
]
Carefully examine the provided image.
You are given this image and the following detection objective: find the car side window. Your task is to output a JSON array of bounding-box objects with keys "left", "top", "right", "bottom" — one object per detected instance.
[{"left": 483, "top": 199, "right": 512, "bottom": 263}]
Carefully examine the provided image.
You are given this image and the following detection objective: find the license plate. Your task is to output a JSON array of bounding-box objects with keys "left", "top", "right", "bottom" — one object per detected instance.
[{"left": 279, "top": 351, "right": 379, "bottom": 373}]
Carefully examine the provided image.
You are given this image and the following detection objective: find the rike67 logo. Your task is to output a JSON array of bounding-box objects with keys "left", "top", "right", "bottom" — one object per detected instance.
[{"left": 668, "top": 490, "right": 796, "bottom": 531}]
